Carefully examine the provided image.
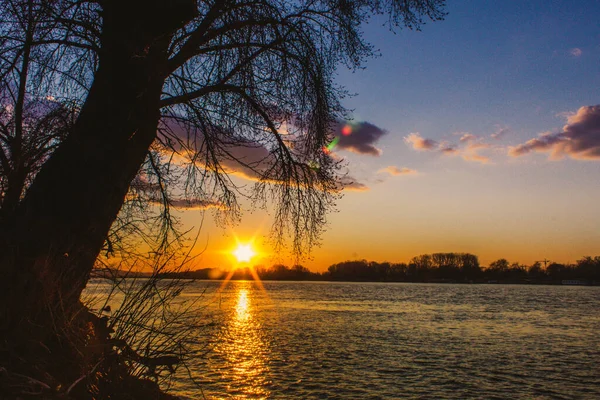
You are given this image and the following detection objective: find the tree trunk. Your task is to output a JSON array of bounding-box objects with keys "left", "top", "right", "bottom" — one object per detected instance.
[{"left": 0, "top": 0, "right": 196, "bottom": 335}]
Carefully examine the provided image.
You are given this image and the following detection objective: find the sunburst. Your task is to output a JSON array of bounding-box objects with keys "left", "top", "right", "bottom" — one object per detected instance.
[{"left": 233, "top": 243, "right": 255, "bottom": 263}]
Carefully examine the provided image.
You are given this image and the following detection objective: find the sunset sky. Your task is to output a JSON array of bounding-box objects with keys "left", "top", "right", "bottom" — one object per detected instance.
[{"left": 181, "top": 0, "right": 600, "bottom": 272}]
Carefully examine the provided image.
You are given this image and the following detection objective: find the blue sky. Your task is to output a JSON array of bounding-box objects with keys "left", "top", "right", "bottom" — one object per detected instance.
[{"left": 339, "top": 0, "right": 599, "bottom": 131}]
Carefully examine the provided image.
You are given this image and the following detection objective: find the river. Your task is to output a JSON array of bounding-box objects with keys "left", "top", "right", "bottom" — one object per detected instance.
[{"left": 87, "top": 280, "right": 600, "bottom": 399}]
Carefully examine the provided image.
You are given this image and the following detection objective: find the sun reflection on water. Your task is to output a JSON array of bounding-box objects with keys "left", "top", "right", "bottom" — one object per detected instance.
[
  {"left": 236, "top": 290, "right": 249, "bottom": 319},
  {"left": 213, "top": 284, "right": 271, "bottom": 398}
]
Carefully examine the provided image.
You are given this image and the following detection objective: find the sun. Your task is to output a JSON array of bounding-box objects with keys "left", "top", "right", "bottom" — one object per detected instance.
[{"left": 233, "top": 243, "right": 255, "bottom": 263}]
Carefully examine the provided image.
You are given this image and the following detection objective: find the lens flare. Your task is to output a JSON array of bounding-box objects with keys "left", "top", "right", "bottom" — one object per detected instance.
[{"left": 324, "top": 136, "right": 340, "bottom": 154}]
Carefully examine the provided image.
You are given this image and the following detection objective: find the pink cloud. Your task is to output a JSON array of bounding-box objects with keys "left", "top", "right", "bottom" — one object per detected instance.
[
  {"left": 167, "top": 199, "right": 228, "bottom": 210},
  {"left": 378, "top": 166, "right": 417, "bottom": 176},
  {"left": 339, "top": 176, "right": 369, "bottom": 191},
  {"left": 467, "top": 142, "right": 491, "bottom": 150},
  {"left": 129, "top": 175, "right": 228, "bottom": 210},
  {"left": 404, "top": 132, "right": 438, "bottom": 150},
  {"left": 440, "top": 142, "right": 459, "bottom": 154},
  {"left": 509, "top": 105, "right": 600, "bottom": 160},
  {"left": 405, "top": 131, "right": 493, "bottom": 164},
  {"left": 490, "top": 126, "right": 510, "bottom": 139},
  {"left": 462, "top": 153, "right": 490, "bottom": 164},
  {"left": 570, "top": 48, "right": 583, "bottom": 57},
  {"left": 460, "top": 142, "right": 491, "bottom": 164},
  {"left": 459, "top": 133, "right": 477, "bottom": 142}
]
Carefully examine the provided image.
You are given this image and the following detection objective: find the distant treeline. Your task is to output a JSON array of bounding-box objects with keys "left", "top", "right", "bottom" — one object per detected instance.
[{"left": 158, "top": 253, "right": 600, "bottom": 285}]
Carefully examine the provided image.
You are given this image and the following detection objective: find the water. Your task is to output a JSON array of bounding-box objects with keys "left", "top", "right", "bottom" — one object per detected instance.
[{"left": 89, "top": 281, "right": 600, "bottom": 399}]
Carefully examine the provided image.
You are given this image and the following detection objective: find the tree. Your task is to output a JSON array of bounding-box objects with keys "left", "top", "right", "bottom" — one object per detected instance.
[
  {"left": 488, "top": 258, "right": 509, "bottom": 279},
  {"left": 575, "top": 256, "right": 600, "bottom": 282},
  {"left": 546, "top": 262, "right": 568, "bottom": 281},
  {"left": 0, "top": 0, "right": 445, "bottom": 394},
  {"left": 527, "top": 261, "right": 545, "bottom": 280},
  {"left": 409, "top": 253, "right": 433, "bottom": 281},
  {"left": 458, "top": 253, "right": 481, "bottom": 280}
]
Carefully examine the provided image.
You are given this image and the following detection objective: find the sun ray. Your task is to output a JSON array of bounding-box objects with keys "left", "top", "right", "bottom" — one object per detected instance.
[
  {"left": 215, "top": 230, "right": 273, "bottom": 296},
  {"left": 248, "top": 265, "right": 266, "bottom": 292}
]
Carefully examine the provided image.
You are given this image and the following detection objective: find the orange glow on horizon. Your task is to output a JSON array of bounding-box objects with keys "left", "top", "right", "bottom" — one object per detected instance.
[{"left": 216, "top": 234, "right": 268, "bottom": 293}]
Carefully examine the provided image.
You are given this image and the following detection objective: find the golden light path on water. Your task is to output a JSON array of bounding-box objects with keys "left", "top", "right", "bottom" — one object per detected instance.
[{"left": 211, "top": 284, "right": 272, "bottom": 398}]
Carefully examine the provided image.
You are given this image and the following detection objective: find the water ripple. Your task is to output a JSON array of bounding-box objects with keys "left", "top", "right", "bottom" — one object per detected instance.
[{"left": 167, "top": 282, "right": 599, "bottom": 399}]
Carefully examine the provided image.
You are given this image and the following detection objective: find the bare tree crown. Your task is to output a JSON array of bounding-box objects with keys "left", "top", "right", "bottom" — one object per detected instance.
[{"left": 0, "top": 0, "right": 445, "bottom": 258}]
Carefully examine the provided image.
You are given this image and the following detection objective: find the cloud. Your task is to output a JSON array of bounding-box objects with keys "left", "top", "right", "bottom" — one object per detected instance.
[
  {"left": 201, "top": 138, "right": 373, "bottom": 192},
  {"left": 168, "top": 199, "right": 228, "bottom": 210},
  {"left": 490, "top": 126, "right": 510, "bottom": 139},
  {"left": 404, "top": 132, "right": 438, "bottom": 150},
  {"left": 157, "top": 118, "right": 282, "bottom": 182},
  {"left": 461, "top": 142, "right": 492, "bottom": 164},
  {"left": 130, "top": 176, "right": 228, "bottom": 210},
  {"left": 570, "top": 48, "right": 583, "bottom": 57},
  {"left": 334, "top": 121, "right": 387, "bottom": 156},
  {"left": 555, "top": 110, "right": 575, "bottom": 119},
  {"left": 444, "top": 144, "right": 490, "bottom": 164},
  {"left": 467, "top": 142, "right": 491, "bottom": 150},
  {"left": 405, "top": 131, "right": 492, "bottom": 164},
  {"left": 378, "top": 166, "right": 417, "bottom": 176},
  {"left": 440, "top": 143, "right": 459, "bottom": 154},
  {"left": 216, "top": 143, "right": 275, "bottom": 181},
  {"left": 509, "top": 105, "right": 600, "bottom": 160},
  {"left": 464, "top": 154, "right": 489, "bottom": 163},
  {"left": 158, "top": 118, "right": 376, "bottom": 194},
  {"left": 462, "top": 152, "right": 489, "bottom": 164},
  {"left": 459, "top": 133, "right": 477, "bottom": 142},
  {"left": 160, "top": 118, "right": 387, "bottom": 189},
  {"left": 338, "top": 176, "right": 369, "bottom": 191}
]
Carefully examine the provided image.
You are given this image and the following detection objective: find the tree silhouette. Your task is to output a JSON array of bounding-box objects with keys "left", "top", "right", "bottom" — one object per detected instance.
[
  {"left": 0, "top": 0, "right": 446, "bottom": 394},
  {"left": 155, "top": 254, "right": 600, "bottom": 283}
]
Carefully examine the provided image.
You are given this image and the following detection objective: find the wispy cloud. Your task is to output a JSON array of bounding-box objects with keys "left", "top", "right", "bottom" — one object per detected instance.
[
  {"left": 440, "top": 142, "right": 459, "bottom": 155},
  {"left": 570, "top": 47, "right": 583, "bottom": 57},
  {"left": 404, "top": 132, "right": 438, "bottom": 150},
  {"left": 462, "top": 152, "right": 489, "bottom": 164},
  {"left": 509, "top": 105, "right": 600, "bottom": 160},
  {"left": 404, "top": 132, "right": 492, "bottom": 164},
  {"left": 339, "top": 176, "right": 369, "bottom": 191},
  {"left": 490, "top": 126, "right": 510, "bottom": 139},
  {"left": 459, "top": 133, "right": 477, "bottom": 142},
  {"left": 459, "top": 142, "right": 492, "bottom": 164},
  {"left": 378, "top": 166, "right": 417, "bottom": 176},
  {"left": 167, "top": 199, "right": 228, "bottom": 210}
]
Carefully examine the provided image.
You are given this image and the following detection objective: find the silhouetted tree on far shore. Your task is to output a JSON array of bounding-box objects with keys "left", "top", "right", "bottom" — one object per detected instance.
[{"left": 189, "top": 254, "right": 600, "bottom": 284}]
